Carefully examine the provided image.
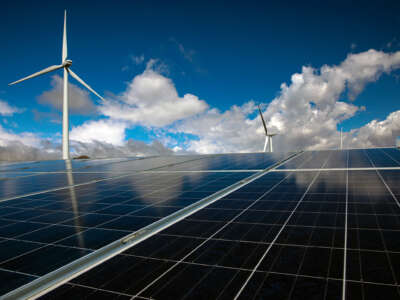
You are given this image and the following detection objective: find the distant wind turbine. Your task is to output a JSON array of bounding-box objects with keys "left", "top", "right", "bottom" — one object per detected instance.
[
  {"left": 9, "top": 10, "right": 104, "bottom": 160},
  {"left": 258, "top": 105, "right": 277, "bottom": 152}
]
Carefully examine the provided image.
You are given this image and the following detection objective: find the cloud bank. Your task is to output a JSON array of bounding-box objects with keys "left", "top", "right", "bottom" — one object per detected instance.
[
  {"left": 173, "top": 49, "right": 400, "bottom": 153},
  {"left": 1, "top": 49, "right": 400, "bottom": 161}
]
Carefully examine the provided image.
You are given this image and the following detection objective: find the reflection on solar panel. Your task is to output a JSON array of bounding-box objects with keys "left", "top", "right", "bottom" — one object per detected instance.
[{"left": 0, "top": 149, "right": 399, "bottom": 299}]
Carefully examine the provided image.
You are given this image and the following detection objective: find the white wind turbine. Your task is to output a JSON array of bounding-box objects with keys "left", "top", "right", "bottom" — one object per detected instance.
[
  {"left": 258, "top": 105, "right": 277, "bottom": 152},
  {"left": 9, "top": 10, "right": 104, "bottom": 160}
]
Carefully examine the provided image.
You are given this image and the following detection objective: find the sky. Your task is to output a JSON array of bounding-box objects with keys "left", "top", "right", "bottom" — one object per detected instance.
[{"left": 1, "top": 0, "right": 400, "bottom": 160}]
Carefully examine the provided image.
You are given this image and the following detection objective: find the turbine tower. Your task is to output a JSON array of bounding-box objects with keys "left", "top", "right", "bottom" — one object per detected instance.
[
  {"left": 258, "top": 105, "right": 277, "bottom": 152},
  {"left": 9, "top": 10, "right": 104, "bottom": 160},
  {"left": 340, "top": 127, "right": 343, "bottom": 150}
]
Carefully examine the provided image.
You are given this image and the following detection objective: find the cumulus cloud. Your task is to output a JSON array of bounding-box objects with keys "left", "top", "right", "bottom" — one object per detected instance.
[
  {"left": 70, "top": 119, "right": 127, "bottom": 146},
  {"left": 174, "top": 49, "right": 400, "bottom": 153},
  {"left": 173, "top": 102, "right": 261, "bottom": 153},
  {"left": 349, "top": 110, "right": 400, "bottom": 148},
  {"left": 38, "top": 75, "right": 97, "bottom": 115},
  {"left": 99, "top": 62, "right": 208, "bottom": 127},
  {"left": 0, "top": 100, "right": 23, "bottom": 116},
  {"left": 0, "top": 125, "right": 57, "bottom": 161},
  {"left": 0, "top": 125, "right": 41, "bottom": 148}
]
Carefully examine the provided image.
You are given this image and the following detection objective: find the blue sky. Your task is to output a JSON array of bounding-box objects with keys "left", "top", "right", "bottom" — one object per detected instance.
[{"left": 1, "top": 0, "right": 400, "bottom": 158}]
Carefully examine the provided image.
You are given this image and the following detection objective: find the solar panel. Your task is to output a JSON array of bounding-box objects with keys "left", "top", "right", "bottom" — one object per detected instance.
[
  {"left": 155, "top": 152, "right": 290, "bottom": 171},
  {"left": 0, "top": 149, "right": 399, "bottom": 299},
  {"left": 277, "top": 148, "right": 400, "bottom": 170},
  {"left": 0, "top": 157, "right": 136, "bottom": 172},
  {"left": 0, "top": 172, "right": 254, "bottom": 288}
]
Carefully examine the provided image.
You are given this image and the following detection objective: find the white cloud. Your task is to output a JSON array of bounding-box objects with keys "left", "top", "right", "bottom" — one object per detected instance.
[
  {"left": 0, "top": 100, "right": 23, "bottom": 116},
  {"left": 0, "top": 125, "right": 41, "bottom": 148},
  {"left": 0, "top": 125, "right": 55, "bottom": 161},
  {"left": 99, "top": 63, "right": 208, "bottom": 127},
  {"left": 349, "top": 110, "right": 400, "bottom": 148},
  {"left": 38, "top": 75, "right": 97, "bottom": 114},
  {"left": 173, "top": 49, "right": 400, "bottom": 153},
  {"left": 70, "top": 119, "right": 127, "bottom": 146},
  {"left": 174, "top": 102, "right": 260, "bottom": 153}
]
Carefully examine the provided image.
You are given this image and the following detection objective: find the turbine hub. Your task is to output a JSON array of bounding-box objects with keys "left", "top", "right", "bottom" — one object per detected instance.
[{"left": 63, "top": 60, "right": 72, "bottom": 67}]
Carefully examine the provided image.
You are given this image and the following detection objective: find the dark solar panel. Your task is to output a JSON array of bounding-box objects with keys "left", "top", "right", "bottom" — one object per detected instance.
[
  {"left": 278, "top": 148, "right": 400, "bottom": 170},
  {"left": 156, "top": 152, "right": 290, "bottom": 171},
  {"left": 1, "top": 148, "right": 399, "bottom": 299},
  {"left": 0, "top": 172, "right": 115, "bottom": 199},
  {"left": 0, "top": 171, "right": 254, "bottom": 294},
  {"left": 0, "top": 157, "right": 137, "bottom": 172},
  {"left": 366, "top": 148, "right": 400, "bottom": 167}
]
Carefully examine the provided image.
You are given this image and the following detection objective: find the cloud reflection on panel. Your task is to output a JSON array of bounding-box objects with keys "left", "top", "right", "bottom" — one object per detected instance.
[
  {"left": 287, "top": 168, "right": 389, "bottom": 202},
  {"left": 123, "top": 173, "right": 183, "bottom": 207}
]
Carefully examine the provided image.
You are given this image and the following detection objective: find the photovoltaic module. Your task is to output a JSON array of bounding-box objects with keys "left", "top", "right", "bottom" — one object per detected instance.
[{"left": 0, "top": 148, "right": 399, "bottom": 299}]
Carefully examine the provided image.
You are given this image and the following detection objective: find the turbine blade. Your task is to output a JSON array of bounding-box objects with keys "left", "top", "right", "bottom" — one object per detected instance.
[
  {"left": 258, "top": 105, "right": 268, "bottom": 135},
  {"left": 9, "top": 64, "right": 64, "bottom": 86},
  {"left": 62, "top": 10, "right": 67, "bottom": 62},
  {"left": 68, "top": 69, "right": 105, "bottom": 101}
]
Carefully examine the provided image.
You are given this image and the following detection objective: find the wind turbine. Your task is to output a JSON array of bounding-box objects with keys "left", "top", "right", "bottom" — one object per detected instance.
[
  {"left": 258, "top": 105, "right": 277, "bottom": 152},
  {"left": 9, "top": 10, "right": 104, "bottom": 160}
]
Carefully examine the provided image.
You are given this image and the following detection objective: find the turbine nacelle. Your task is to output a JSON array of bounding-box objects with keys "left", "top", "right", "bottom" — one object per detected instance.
[{"left": 63, "top": 59, "right": 72, "bottom": 67}]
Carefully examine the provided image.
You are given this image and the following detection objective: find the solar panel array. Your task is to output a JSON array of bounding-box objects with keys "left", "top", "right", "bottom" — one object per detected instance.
[{"left": 0, "top": 148, "right": 399, "bottom": 299}]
